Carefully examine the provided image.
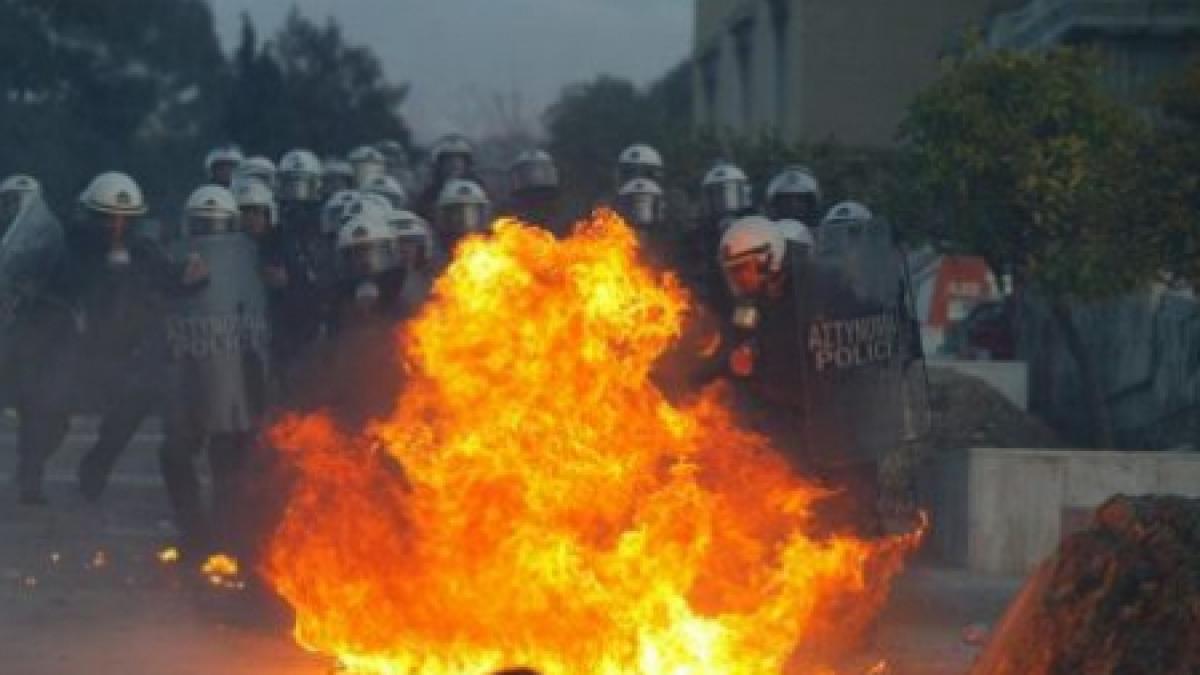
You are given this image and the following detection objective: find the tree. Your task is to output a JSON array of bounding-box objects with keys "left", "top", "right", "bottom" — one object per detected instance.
[
  {"left": 224, "top": 10, "right": 412, "bottom": 160},
  {"left": 899, "top": 44, "right": 1157, "bottom": 447},
  {"left": 0, "top": 0, "right": 228, "bottom": 210}
]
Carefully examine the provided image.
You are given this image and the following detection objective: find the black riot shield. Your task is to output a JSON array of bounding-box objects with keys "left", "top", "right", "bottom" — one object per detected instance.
[
  {"left": 166, "top": 233, "right": 271, "bottom": 434},
  {"left": 791, "top": 218, "right": 929, "bottom": 465},
  {"left": 0, "top": 194, "right": 65, "bottom": 354}
]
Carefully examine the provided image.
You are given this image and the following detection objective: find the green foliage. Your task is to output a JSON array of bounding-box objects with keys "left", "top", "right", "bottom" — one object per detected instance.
[
  {"left": 898, "top": 45, "right": 1156, "bottom": 301},
  {"left": 1153, "top": 58, "right": 1200, "bottom": 287},
  {"left": 0, "top": 0, "right": 228, "bottom": 210},
  {"left": 224, "top": 10, "right": 412, "bottom": 160},
  {"left": 543, "top": 73, "right": 898, "bottom": 222}
]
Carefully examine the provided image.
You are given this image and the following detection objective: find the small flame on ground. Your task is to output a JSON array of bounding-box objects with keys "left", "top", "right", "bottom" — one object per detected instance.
[
  {"left": 157, "top": 547, "right": 180, "bottom": 564},
  {"left": 89, "top": 550, "right": 107, "bottom": 569},
  {"left": 200, "top": 554, "right": 245, "bottom": 589}
]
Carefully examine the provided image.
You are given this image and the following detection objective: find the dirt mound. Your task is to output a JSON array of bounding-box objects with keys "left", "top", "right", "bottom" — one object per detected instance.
[
  {"left": 972, "top": 496, "right": 1200, "bottom": 675},
  {"left": 919, "top": 366, "right": 1062, "bottom": 455}
]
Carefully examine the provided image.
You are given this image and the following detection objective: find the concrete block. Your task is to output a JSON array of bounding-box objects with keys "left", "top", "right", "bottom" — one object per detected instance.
[{"left": 928, "top": 448, "right": 1200, "bottom": 574}]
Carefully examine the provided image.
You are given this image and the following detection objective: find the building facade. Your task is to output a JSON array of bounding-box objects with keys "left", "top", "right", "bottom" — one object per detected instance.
[
  {"left": 692, "top": 0, "right": 995, "bottom": 146},
  {"left": 986, "top": 0, "right": 1200, "bottom": 105}
]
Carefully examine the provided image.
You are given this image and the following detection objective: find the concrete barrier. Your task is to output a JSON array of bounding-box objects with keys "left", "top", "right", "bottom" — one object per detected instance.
[{"left": 926, "top": 448, "right": 1200, "bottom": 574}]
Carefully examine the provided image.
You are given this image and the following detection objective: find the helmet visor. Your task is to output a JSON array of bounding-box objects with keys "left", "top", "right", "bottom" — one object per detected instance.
[
  {"left": 339, "top": 241, "right": 399, "bottom": 279},
  {"left": 721, "top": 255, "right": 768, "bottom": 298},
  {"left": 279, "top": 174, "right": 320, "bottom": 202},
  {"left": 438, "top": 153, "right": 472, "bottom": 180},
  {"left": 352, "top": 162, "right": 385, "bottom": 189},
  {"left": 617, "top": 163, "right": 662, "bottom": 185},
  {"left": 768, "top": 193, "right": 819, "bottom": 224},
  {"left": 186, "top": 213, "right": 239, "bottom": 237},
  {"left": 620, "top": 192, "right": 664, "bottom": 229},
  {"left": 439, "top": 203, "right": 488, "bottom": 235},
  {"left": 704, "top": 180, "right": 750, "bottom": 217},
  {"left": 0, "top": 191, "right": 24, "bottom": 229},
  {"left": 512, "top": 162, "right": 559, "bottom": 192}
]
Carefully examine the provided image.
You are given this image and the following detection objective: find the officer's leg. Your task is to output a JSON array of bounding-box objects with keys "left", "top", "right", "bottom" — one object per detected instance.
[
  {"left": 78, "top": 391, "right": 155, "bottom": 501},
  {"left": 15, "top": 395, "right": 69, "bottom": 505},
  {"left": 158, "top": 409, "right": 210, "bottom": 556},
  {"left": 207, "top": 432, "right": 254, "bottom": 557}
]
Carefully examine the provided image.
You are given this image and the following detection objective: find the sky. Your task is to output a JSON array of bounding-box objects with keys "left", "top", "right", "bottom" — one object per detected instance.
[{"left": 207, "top": 0, "right": 693, "bottom": 142}]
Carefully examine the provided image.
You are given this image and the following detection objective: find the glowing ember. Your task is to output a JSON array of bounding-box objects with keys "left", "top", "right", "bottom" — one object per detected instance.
[
  {"left": 265, "top": 211, "right": 924, "bottom": 674},
  {"left": 201, "top": 553, "right": 239, "bottom": 577},
  {"left": 157, "top": 547, "right": 180, "bottom": 564},
  {"left": 90, "top": 550, "right": 107, "bottom": 569}
]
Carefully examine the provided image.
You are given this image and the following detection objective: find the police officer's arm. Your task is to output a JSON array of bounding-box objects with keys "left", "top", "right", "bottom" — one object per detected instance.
[{"left": 132, "top": 236, "right": 208, "bottom": 294}]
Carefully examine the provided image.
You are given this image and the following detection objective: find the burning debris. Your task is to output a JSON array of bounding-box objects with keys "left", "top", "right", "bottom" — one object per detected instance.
[
  {"left": 972, "top": 495, "right": 1200, "bottom": 675},
  {"left": 200, "top": 553, "right": 244, "bottom": 590},
  {"left": 264, "top": 212, "right": 924, "bottom": 674}
]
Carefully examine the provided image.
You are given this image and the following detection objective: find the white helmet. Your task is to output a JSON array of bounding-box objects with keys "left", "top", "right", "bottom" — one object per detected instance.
[
  {"left": 0, "top": 174, "right": 40, "bottom": 196},
  {"left": 236, "top": 156, "right": 276, "bottom": 188},
  {"left": 183, "top": 185, "right": 239, "bottom": 236},
  {"left": 335, "top": 211, "right": 403, "bottom": 280},
  {"left": 320, "top": 189, "right": 363, "bottom": 234},
  {"left": 702, "top": 162, "right": 752, "bottom": 219},
  {"left": 278, "top": 149, "right": 322, "bottom": 202},
  {"left": 617, "top": 143, "right": 664, "bottom": 184},
  {"left": 233, "top": 179, "right": 278, "bottom": 228},
  {"left": 437, "top": 179, "right": 491, "bottom": 236},
  {"left": 766, "top": 167, "right": 821, "bottom": 223},
  {"left": 509, "top": 149, "right": 560, "bottom": 193},
  {"left": 205, "top": 145, "right": 245, "bottom": 173},
  {"left": 348, "top": 146, "right": 387, "bottom": 188},
  {"left": 389, "top": 209, "right": 434, "bottom": 268},
  {"left": 719, "top": 215, "right": 787, "bottom": 297},
  {"left": 79, "top": 171, "right": 148, "bottom": 216},
  {"left": 363, "top": 174, "right": 409, "bottom": 210},
  {"left": 617, "top": 178, "right": 665, "bottom": 230},
  {"left": 822, "top": 201, "right": 874, "bottom": 226},
  {"left": 432, "top": 134, "right": 474, "bottom": 179},
  {"left": 775, "top": 219, "right": 815, "bottom": 249},
  {"left": 0, "top": 174, "right": 40, "bottom": 227}
]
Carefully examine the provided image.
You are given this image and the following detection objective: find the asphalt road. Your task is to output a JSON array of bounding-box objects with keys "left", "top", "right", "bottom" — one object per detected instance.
[{"left": 0, "top": 417, "right": 1022, "bottom": 675}]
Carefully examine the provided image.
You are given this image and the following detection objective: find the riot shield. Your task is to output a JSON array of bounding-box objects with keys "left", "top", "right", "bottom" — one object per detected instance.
[
  {"left": 165, "top": 233, "right": 270, "bottom": 434},
  {"left": 792, "top": 218, "right": 929, "bottom": 466},
  {"left": 0, "top": 194, "right": 65, "bottom": 354}
]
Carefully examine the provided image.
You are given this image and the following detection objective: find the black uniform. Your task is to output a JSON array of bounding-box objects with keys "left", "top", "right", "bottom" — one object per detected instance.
[{"left": 17, "top": 228, "right": 192, "bottom": 504}]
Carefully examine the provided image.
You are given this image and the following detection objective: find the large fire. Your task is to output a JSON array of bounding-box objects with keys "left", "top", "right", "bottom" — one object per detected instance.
[{"left": 264, "top": 210, "right": 923, "bottom": 674}]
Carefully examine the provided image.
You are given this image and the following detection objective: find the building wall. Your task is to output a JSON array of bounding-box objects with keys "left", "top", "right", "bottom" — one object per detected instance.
[{"left": 693, "top": 0, "right": 995, "bottom": 146}]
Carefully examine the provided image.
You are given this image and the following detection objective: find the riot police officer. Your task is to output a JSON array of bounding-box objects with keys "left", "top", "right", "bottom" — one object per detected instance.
[
  {"left": 160, "top": 185, "right": 270, "bottom": 555},
  {"left": 363, "top": 174, "right": 410, "bottom": 211},
  {"left": 417, "top": 133, "right": 478, "bottom": 221},
  {"left": 0, "top": 174, "right": 41, "bottom": 235},
  {"left": 822, "top": 200, "right": 873, "bottom": 228},
  {"left": 615, "top": 143, "right": 665, "bottom": 187},
  {"left": 205, "top": 145, "right": 245, "bottom": 188},
  {"left": 35, "top": 172, "right": 207, "bottom": 504},
  {"left": 434, "top": 179, "right": 491, "bottom": 254},
  {"left": 321, "top": 157, "right": 356, "bottom": 200},
  {"left": 273, "top": 149, "right": 336, "bottom": 372},
  {"left": 504, "top": 149, "right": 567, "bottom": 236},
  {"left": 234, "top": 156, "right": 277, "bottom": 192},
  {"left": 765, "top": 166, "right": 821, "bottom": 226},
  {"left": 348, "top": 145, "right": 387, "bottom": 190}
]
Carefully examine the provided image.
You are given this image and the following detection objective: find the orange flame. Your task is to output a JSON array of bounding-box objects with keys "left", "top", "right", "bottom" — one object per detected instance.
[{"left": 265, "top": 211, "right": 923, "bottom": 674}]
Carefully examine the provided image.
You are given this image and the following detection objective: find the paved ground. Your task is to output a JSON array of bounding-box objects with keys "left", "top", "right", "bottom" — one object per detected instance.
[{"left": 0, "top": 418, "right": 1024, "bottom": 675}]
